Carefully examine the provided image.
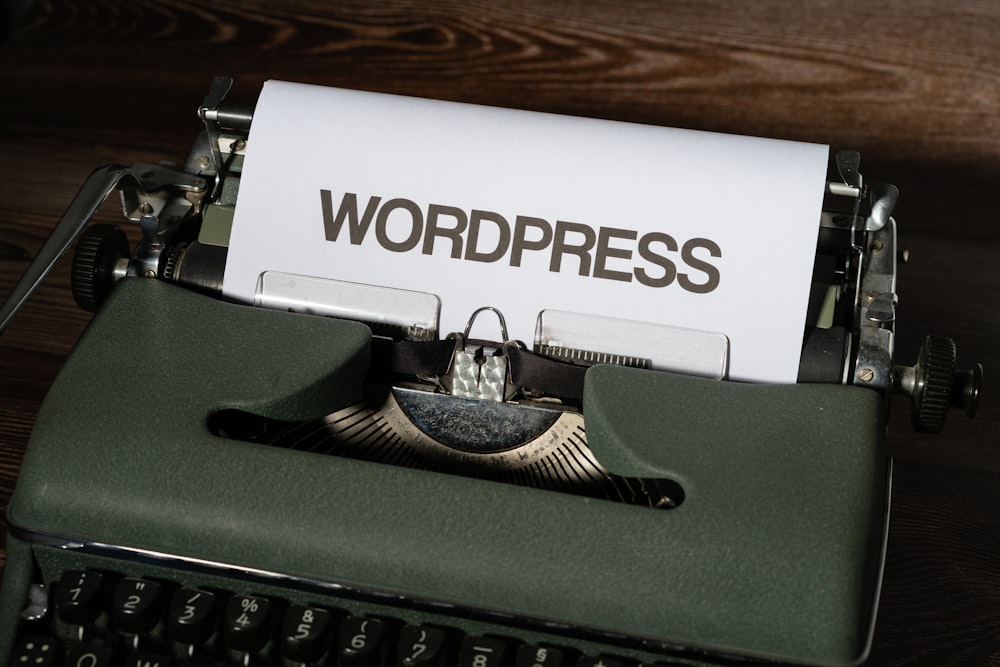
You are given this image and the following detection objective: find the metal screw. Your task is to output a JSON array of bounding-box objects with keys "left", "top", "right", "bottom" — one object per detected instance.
[
  {"left": 858, "top": 367, "right": 875, "bottom": 382},
  {"left": 139, "top": 202, "right": 153, "bottom": 215},
  {"left": 197, "top": 155, "right": 211, "bottom": 169},
  {"left": 231, "top": 139, "right": 247, "bottom": 152},
  {"left": 193, "top": 178, "right": 206, "bottom": 189},
  {"left": 870, "top": 239, "right": 883, "bottom": 252}
]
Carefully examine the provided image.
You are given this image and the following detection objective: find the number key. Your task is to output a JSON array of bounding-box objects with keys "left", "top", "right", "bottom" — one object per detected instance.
[
  {"left": 339, "top": 616, "right": 388, "bottom": 667},
  {"left": 167, "top": 588, "right": 217, "bottom": 644},
  {"left": 55, "top": 570, "right": 107, "bottom": 625},
  {"left": 458, "top": 637, "right": 511, "bottom": 667},
  {"left": 282, "top": 604, "right": 334, "bottom": 662},
  {"left": 113, "top": 578, "right": 163, "bottom": 634},
  {"left": 398, "top": 625, "right": 448, "bottom": 667},
  {"left": 224, "top": 594, "right": 273, "bottom": 652}
]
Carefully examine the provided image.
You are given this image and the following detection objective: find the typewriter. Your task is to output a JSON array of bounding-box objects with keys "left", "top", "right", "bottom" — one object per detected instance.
[{"left": 0, "top": 76, "right": 982, "bottom": 667}]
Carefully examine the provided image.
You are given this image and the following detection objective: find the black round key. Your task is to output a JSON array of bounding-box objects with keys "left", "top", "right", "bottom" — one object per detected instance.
[
  {"left": 282, "top": 605, "right": 333, "bottom": 662},
  {"left": 123, "top": 650, "right": 172, "bottom": 667},
  {"left": 458, "top": 637, "right": 511, "bottom": 667},
  {"left": 113, "top": 577, "right": 163, "bottom": 634},
  {"left": 66, "top": 642, "right": 115, "bottom": 667},
  {"left": 224, "top": 594, "right": 273, "bottom": 651},
  {"left": 12, "top": 636, "right": 60, "bottom": 667},
  {"left": 339, "top": 616, "right": 388, "bottom": 667},
  {"left": 55, "top": 570, "right": 107, "bottom": 625},
  {"left": 398, "top": 625, "right": 448, "bottom": 667},
  {"left": 515, "top": 646, "right": 567, "bottom": 667},
  {"left": 576, "top": 658, "right": 626, "bottom": 667},
  {"left": 167, "top": 588, "right": 217, "bottom": 644}
]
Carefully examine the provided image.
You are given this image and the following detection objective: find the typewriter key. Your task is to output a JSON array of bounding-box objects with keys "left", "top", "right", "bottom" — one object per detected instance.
[
  {"left": 339, "top": 617, "right": 388, "bottom": 667},
  {"left": 55, "top": 570, "right": 107, "bottom": 626},
  {"left": 122, "top": 650, "right": 171, "bottom": 667},
  {"left": 398, "top": 625, "right": 449, "bottom": 667},
  {"left": 167, "top": 588, "right": 217, "bottom": 644},
  {"left": 515, "top": 646, "right": 567, "bottom": 667},
  {"left": 11, "top": 637, "right": 60, "bottom": 667},
  {"left": 224, "top": 594, "right": 273, "bottom": 652},
  {"left": 576, "top": 657, "right": 625, "bottom": 667},
  {"left": 282, "top": 604, "right": 334, "bottom": 662},
  {"left": 458, "top": 637, "right": 512, "bottom": 667},
  {"left": 113, "top": 578, "right": 163, "bottom": 634},
  {"left": 66, "top": 642, "right": 115, "bottom": 667}
]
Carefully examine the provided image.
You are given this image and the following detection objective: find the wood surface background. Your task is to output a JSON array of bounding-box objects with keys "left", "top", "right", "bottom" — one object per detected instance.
[{"left": 0, "top": 1, "right": 998, "bottom": 664}]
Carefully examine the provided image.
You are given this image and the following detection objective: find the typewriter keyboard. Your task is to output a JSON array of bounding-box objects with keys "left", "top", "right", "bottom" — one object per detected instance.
[{"left": 7, "top": 547, "right": 696, "bottom": 667}]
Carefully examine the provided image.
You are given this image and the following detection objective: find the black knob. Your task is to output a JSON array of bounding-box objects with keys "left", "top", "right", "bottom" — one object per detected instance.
[
  {"left": 912, "top": 335, "right": 955, "bottom": 433},
  {"left": 896, "top": 336, "right": 984, "bottom": 434},
  {"left": 898, "top": 335, "right": 983, "bottom": 434},
  {"left": 71, "top": 223, "right": 130, "bottom": 311},
  {"left": 952, "top": 362, "right": 983, "bottom": 419}
]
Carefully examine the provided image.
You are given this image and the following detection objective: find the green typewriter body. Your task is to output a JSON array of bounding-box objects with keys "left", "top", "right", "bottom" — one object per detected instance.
[
  {"left": 1, "top": 279, "right": 888, "bottom": 666},
  {"left": 0, "top": 78, "right": 981, "bottom": 667}
]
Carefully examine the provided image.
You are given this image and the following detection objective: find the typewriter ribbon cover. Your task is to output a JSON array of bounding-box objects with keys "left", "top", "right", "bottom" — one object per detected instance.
[{"left": 223, "top": 81, "right": 829, "bottom": 384}]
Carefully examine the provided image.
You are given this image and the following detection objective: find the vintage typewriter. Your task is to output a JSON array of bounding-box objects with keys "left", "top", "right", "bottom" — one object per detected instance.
[{"left": 0, "top": 77, "right": 982, "bottom": 667}]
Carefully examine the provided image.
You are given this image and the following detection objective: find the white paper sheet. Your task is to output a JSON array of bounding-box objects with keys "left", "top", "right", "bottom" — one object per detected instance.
[{"left": 224, "top": 81, "right": 829, "bottom": 383}]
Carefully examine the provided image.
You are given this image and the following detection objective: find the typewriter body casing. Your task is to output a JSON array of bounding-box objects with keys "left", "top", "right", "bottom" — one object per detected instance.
[
  {"left": 0, "top": 280, "right": 888, "bottom": 665},
  {"left": 2, "top": 79, "right": 978, "bottom": 667}
]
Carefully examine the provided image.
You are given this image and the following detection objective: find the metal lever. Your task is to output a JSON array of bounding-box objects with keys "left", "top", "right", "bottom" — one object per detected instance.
[
  {"left": 198, "top": 75, "right": 254, "bottom": 199},
  {"left": 0, "top": 164, "right": 206, "bottom": 334},
  {"left": 198, "top": 75, "right": 233, "bottom": 198},
  {"left": 866, "top": 183, "right": 899, "bottom": 231},
  {"left": 198, "top": 74, "right": 253, "bottom": 131},
  {"left": 836, "top": 150, "right": 862, "bottom": 191}
]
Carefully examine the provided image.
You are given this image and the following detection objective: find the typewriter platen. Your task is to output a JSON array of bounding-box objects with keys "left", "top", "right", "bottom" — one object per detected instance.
[{"left": 0, "top": 77, "right": 982, "bottom": 667}]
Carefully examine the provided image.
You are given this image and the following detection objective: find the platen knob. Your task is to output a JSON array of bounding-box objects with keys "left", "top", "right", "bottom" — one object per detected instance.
[
  {"left": 71, "top": 223, "right": 130, "bottom": 312},
  {"left": 912, "top": 336, "right": 955, "bottom": 433},
  {"left": 894, "top": 335, "right": 983, "bottom": 434}
]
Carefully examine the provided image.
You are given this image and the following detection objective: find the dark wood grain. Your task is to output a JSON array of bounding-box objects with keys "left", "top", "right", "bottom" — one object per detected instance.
[{"left": 1, "top": 1, "right": 998, "bottom": 665}]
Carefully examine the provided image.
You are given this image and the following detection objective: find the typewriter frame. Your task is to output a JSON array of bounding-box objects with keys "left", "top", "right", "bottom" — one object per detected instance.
[{"left": 5, "top": 78, "right": 977, "bottom": 667}]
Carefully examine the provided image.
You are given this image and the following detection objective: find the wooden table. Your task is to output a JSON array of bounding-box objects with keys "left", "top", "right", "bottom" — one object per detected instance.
[{"left": 1, "top": 2, "right": 997, "bottom": 664}]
